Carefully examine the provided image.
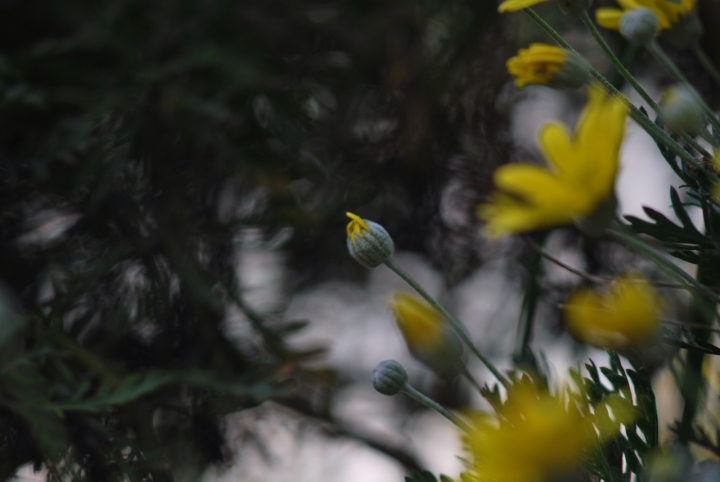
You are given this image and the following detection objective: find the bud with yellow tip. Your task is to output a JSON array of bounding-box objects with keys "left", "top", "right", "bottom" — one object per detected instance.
[{"left": 345, "top": 212, "right": 395, "bottom": 269}]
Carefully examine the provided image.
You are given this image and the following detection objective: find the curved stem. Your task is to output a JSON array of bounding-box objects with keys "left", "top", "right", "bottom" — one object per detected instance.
[
  {"left": 649, "top": 40, "right": 720, "bottom": 136},
  {"left": 383, "top": 258, "right": 509, "bottom": 388},
  {"left": 691, "top": 42, "right": 720, "bottom": 88},
  {"left": 523, "top": 8, "right": 715, "bottom": 175},
  {"left": 402, "top": 383, "right": 472, "bottom": 433},
  {"left": 581, "top": 13, "right": 713, "bottom": 159}
]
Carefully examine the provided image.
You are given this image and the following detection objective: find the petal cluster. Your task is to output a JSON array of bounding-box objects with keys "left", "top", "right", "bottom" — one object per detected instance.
[
  {"left": 477, "top": 85, "right": 628, "bottom": 237},
  {"left": 596, "top": 0, "right": 696, "bottom": 30},
  {"left": 507, "top": 44, "right": 567, "bottom": 88},
  {"left": 461, "top": 381, "right": 634, "bottom": 482},
  {"left": 564, "top": 275, "right": 661, "bottom": 348}
]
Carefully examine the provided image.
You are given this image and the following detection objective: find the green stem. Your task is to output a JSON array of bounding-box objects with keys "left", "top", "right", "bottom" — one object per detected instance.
[
  {"left": 691, "top": 42, "right": 720, "bottom": 88},
  {"left": 514, "top": 234, "right": 546, "bottom": 370},
  {"left": 384, "top": 258, "right": 509, "bottom": 387},
  {"left": 581, "top": 14, "right": 712, "bottom": 159},
  {"left": 402, "top": 383, "right": 472, "bottom": 433},
  {"left": 677, "top": 251, "right": 720, "bottom": 445},
  {"left": 649, "top": 40, "right": 720, "bottom": 135},
  {"left": 523, "top": 8, "right": 714, "bottom": 175}
]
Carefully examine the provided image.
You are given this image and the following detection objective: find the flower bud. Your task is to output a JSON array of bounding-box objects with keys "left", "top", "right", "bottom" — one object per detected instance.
[
  {"left": 507, "top": 44, "right": 591, "bottom": 90},
  {"left": 371, "top": 359, "right": 408, "bottom": 395},
  {"left": 619, "top": 8, "right": 659, "bottom": 45},
  {"left": 345, "top": 212, "right": 395, "bottom": 269},
  {"left": 390, "top": 292, "right": 464, "bottom": 377},
  {"left": 661, "top": 85, "right": 704, "bottom": 136}
]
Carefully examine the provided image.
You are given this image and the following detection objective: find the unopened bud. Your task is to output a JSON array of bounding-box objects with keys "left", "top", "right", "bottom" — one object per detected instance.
[
  {"left": 619, "top": 8, "right": 659, "bottom": 44},
  {"left": 345, "top": 212, "right": 395, "bottom": 269},
  {"left": 661, "top": 85, "right": 703, "bottom": 136},
  {"left": 371, "top": 359, "right": 408, "bottom": 396}
]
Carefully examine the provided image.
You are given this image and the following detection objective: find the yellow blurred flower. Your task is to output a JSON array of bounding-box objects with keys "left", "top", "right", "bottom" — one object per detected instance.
[
  {"left": 498, "top": 0, "right": 550, "bottom": 13},
  {"left": 596, "top": 0, "right": 696, "bottom": 31},
  {"left": 390, "top": 292, "right": 463, "bottom": 376},
  {"left": 477, "top": 85, "right": 628, "bottom": 237},
  {"left": 461, "top": 381, "right": 634, "bottom": 482},
  {"left": 564, "top": 275, "right": 661, "bottom": 348},
  {"left": 507, "top": 43, "right": 590, "bottom": 89}
]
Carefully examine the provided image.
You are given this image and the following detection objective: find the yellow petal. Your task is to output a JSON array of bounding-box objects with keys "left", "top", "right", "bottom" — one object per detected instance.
[
  {"left": 498, "top": 0, "right": 550, "bottom": 12},
  {"left": 595, "top": 8, "right": 624, "bottom": 29}
]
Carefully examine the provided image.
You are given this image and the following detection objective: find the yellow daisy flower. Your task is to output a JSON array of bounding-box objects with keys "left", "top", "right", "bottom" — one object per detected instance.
[
  {"left": 507, "top": 43, "right": 590, "bottom": 89},
  {"left": 564, "top": 275, "right": 661, "bottom": 348},
  {"left": 461, "top": 381, "right": 634, "bottom": 482},
  {"left": 477, "top": 85, "right": 628, "bottom": 237},
  {"left": 596, "top": 0, "right": 697, "bottom": 31}
]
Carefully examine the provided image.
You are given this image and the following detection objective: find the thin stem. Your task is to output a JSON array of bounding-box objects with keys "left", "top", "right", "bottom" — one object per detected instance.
[
  {"left": 662, "top": 318, "right": 720, "bottom": 334},
  {"left": 649, "top": 40, "right": 720, "bottom": 135},
  {"left": 522, "top": 235, "right": 703, "bottom": 291},
  {"left": 514, "top": 234, "right": 546, "bottom": 370},
  {"left": 608, "top": 224, "right": 720, "bottom": 303},
  {"left": 402, "top": 383, "right": 472, "bottom": 433},
  {"left": 383, "top": 258, "right": 509, "bottom": 387},
  {"left": 691, "top": 42, "right": 720, "bottom": 88},
  {"left": 523, "top": 8, "right": 714, "bottom": 175},
  {"left": 677, "top": 253, "right": 719, "bottom": 445},
  {"left": 581, "top": 13, "right": 712, "bottom": 159}
]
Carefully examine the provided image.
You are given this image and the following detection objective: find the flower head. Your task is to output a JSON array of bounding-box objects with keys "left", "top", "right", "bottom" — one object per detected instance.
[
  {"left": 461, "top": 380, "right": 634, "bottom": 482},
  {"left": 477, "top": 85, "right": 628, "bottom": 237},
  {"left": 596, "top": 0, "right": 697, "bottom": 31},
  {"left": 390, "top": 292, "right": 463, "bottom": 376},
  {"left": 564, "top": 275, "right": 661, "bottom": 348},
  {"left": 345, "top": 212, "right": 394, "bottom": 268},
  {"left": 507, "top": 43, "right": 591, "bottom": 89}
]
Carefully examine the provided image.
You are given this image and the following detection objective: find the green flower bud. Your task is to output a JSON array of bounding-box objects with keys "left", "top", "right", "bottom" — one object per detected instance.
[
  {"left": 620, "top": 8, "right": 659, "bottom": 45},
  {"left": 371, "top": 359, "right": 408, "bottom": 396},
  {"left": 661, "top": 85, "right": 704, "bottom": 136},
  {"left": 346, "top": 212, "right": 395, "bottom": 269}
]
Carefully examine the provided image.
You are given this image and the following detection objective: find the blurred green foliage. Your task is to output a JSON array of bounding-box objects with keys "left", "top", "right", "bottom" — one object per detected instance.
[{"left": 0, "top": 0, "right": 511, "bottom": 480}]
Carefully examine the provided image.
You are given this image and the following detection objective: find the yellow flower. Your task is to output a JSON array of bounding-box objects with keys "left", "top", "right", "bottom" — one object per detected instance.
[
  {"left": 564, "top": 275, "right": 661, "bottom": 348},
  {"left": 507, "top": 43, "right": 590, "bottom": 89},
  {"left": 477, "top": 85, "right": 628, "bottom": 237},
  {"left": 498, "top": 0, "right": 550, "bottom": 13},
  {"left": 390, "top": 292, "right": 463, "bottom": 376},
  {"left": 596, "top": 0, "right": 696, "bottom": 31},
  {"left": 461, "top": 381, "right": 634, "bottom": 482}
]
